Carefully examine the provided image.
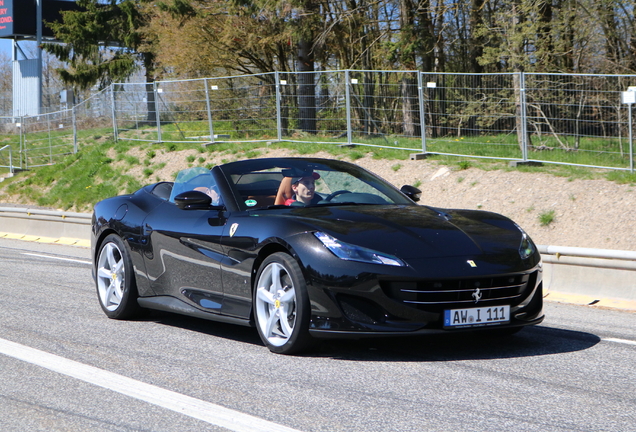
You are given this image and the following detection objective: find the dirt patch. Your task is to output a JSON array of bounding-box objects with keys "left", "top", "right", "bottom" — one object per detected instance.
[{"left": 3, "top": 145, "right": 635, "bottom": 250}]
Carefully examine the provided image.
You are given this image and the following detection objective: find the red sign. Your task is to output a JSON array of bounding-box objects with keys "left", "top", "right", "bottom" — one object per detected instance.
[
  {"left": 0, "top": 0, "right": 14, "bottom": 36},
  {"left": 0, "top": 1, "right": 83, "bottom": 40}
]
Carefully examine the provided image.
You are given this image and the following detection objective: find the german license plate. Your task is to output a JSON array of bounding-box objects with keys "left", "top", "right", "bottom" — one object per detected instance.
[{"left": 444, "top": 305, "right": 510, "bottom": 328}]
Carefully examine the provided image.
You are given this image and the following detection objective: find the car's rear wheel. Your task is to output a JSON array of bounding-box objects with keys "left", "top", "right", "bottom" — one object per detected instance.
[
  {"left": 253, "top": 252, "right": 313, "bottom": 354},
  {"left": 95, "top": 234, "right": 141, "bottom": 319}
]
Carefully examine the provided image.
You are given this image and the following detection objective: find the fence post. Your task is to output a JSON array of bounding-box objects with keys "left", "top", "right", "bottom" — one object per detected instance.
[
  {"left": 629, "top": 103, "right": 634, "bottom": 173},
  {"left": 418, "top": 72, "right": 427, "bottom": 154},
  {"left": 345, "top": 70, "right": 353, "bottom": 146},
  {"left": 111, "top": 85, "right": 118, "bottom": 142},
  {"left": 275, "top": 71, "right": 283, "bottom": 142},
  {"left": 520, "top": 72, "right": 529, "bottom": 161},
  {"left": 21, "top": 116, "right": 28, "bottom": 170},
  {"left": 47, "top": 113, "right": 53, "bottom": 165},
  {"left": 72, "top": 106, "right": 78, "bottom": 154},
  {"left": 155, "top": 82, "right": 162, "bottom": 143},
  {"left": 204, "top": 78, "right": 215, "bottom": 144}
]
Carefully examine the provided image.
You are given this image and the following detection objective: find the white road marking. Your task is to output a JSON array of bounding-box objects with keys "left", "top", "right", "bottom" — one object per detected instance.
[
  {"left": 22, "top": 252, "right": 91, "bottom": 265},
  {"left": 603, "top": 337, "right": 636, "bottom": 346},
  {"left": 0, "top": 338, "right": 302, "bottom": 432}
]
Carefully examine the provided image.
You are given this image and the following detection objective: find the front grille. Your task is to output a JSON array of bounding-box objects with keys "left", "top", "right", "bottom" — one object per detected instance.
[{"left": 381, "top": 273, "right": 533, "bottom": 307}]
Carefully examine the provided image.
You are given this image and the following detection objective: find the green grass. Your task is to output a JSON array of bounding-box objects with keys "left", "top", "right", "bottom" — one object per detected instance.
[
  {"left": 539, "top": 210, "right": 556, "bottom": 227},
  {"left": 1, "top": 140, "right": 143, "bottom": 211},
  {"left": 1, "top": 124, "right": 635, "bottom": 212}
]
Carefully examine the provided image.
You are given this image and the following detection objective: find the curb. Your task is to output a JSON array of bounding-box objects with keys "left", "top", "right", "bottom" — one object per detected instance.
[
  {"left": 543, "top": 290, "right": 636, "bottom": 312},
  {"left": 0, "top": 231, "right": 91, "bottom": 248}
]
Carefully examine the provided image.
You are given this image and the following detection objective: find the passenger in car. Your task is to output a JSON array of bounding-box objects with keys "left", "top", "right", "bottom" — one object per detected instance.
[{"left": 284, "top": 171, "right": 322, "bottom": 206}]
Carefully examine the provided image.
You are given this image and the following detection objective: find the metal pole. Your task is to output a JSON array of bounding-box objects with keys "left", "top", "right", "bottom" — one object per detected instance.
[
  {"left": 48, "top": 114, "right": 53, "bottom": 164},
  {"left": 36, "top": 0, "right": 43, "bottom": 114},
  {"left": 345, "top": 70, "right": 352, "bottom": 146},
  {"left": 520, "top": 72, "right": 528, "bottom": 162},
  {"left": 72, "top": 107, "right": 78, "bottom": 154},
  {"left": 629, "top": 103, "right": 634, "bottom": 173},
  {"left": 155, "top": 82, "right": 162, "bottom": 143},
  {"left": 204, "top": 78, "right": 215, "bottom": 144},
  {"left": 22, "top": 117, "right": 28, "bottom": 170},
  {"left": 275, "top": 72, "right": 282, "bottom": 142},
  {"left": 417, "top": 72, "right": 427, "bottom": 153},
  {"left": 111, "top": 85, "right": 118, "bottom": 142}
]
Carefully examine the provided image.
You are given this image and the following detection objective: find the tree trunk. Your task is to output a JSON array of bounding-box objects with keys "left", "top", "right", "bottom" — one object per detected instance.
[{"left": 297, "top": 39, "right": 316, "bottom": 134}]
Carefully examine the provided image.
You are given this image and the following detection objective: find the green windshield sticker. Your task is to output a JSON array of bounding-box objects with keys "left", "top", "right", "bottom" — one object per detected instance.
[{"left": 245, "top": 199, "right": 257, "bottom": 207}]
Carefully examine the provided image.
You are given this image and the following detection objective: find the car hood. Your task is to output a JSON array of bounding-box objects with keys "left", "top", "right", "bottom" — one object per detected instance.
[{"left": 276, "top": 204, "right": 527, "bottom": 260}]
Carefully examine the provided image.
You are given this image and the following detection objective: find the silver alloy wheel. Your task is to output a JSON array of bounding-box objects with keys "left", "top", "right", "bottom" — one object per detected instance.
[
  {"left": 96, "top": 242, "right": 126, "bottom": 311},
  {"left": 255, "top": 262, "right": 297, "bottom": 347}
]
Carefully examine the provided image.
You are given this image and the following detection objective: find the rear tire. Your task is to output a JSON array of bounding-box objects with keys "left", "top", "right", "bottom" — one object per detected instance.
[
  {"left": 253, "top": 253, "right": 313, "bottom": 354},
  {"left": 95, "top": 234, "right": 141, "bottom": 319}
]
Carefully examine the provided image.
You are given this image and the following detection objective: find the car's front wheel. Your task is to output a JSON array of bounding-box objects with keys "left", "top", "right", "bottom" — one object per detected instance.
[
  {"left": 253, "top": 252, "right": 313, "bottom": 354},
  {"left": 95, "top": 234, "right": 141, "bottom": 320}
]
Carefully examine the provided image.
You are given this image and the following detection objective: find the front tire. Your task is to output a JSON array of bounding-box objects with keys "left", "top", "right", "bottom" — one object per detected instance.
[
  {"left": 253, "top": 253, "right": 313, "bottom": 354},
  {"left": 95, "top": 234, "right": 141, "bottom": 320}
]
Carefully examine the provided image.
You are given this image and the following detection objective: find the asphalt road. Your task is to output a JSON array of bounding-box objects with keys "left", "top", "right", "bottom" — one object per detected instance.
[{"left": 0, "top": 238, "right": 635, "bottom": 432}]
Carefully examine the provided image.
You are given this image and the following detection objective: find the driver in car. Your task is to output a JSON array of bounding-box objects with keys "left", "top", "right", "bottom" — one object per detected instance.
[{"left": 285, "top": 171, "right": 322, "bottom": 206}]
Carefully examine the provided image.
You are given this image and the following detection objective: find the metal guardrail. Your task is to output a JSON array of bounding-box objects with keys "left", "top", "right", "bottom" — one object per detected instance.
[
  {"left": 0, "top": 206, "right": 91, "bottom": 221},
  {"left": 2, "top": 205, "right": 634, "bottom": 262},
  {"left": 538, "top": 245, "right": 636, "bottom": 271},
  {"left": 1, "top": 206, "right": 634, "bottom": 307},
  {"left": 0, "top": 206, "right": 92, "bottom": 244}
]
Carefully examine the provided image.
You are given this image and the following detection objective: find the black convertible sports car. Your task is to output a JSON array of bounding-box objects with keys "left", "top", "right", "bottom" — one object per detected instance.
[{"left": 91, "top": 157, "right": 544, "bottom": 354}]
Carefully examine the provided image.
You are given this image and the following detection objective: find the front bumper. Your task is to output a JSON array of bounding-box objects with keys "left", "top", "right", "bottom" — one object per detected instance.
[{"left": 305, "top": 263, "right": 544, "bottom": 338}]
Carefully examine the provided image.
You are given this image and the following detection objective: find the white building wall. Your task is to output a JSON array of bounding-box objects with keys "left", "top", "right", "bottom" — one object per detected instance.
[{"left": 13, "top": 59, "right": 40, "bottom": 117}]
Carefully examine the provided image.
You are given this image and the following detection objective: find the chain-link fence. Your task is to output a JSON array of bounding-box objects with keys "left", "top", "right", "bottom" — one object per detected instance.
[
  {"left": 0, "top": 117, "right": 20, "bottom": 174},
  {"left": 0, "top": 87, "right": 115, "bottom": 173},
  {"left": 1, "top": 71, "right": 636, "bottom": 173}
]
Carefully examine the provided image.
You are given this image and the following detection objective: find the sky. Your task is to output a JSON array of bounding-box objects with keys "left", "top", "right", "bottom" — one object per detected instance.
[
  {"left": 1, "top": 39, "right": 42, "bottom": 60},
  {"left": 0, "top": 39, "right": 11, "bottom": 58}
]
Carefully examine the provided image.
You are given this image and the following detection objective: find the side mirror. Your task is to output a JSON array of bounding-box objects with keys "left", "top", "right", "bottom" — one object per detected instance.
[
  {"left": 175, "top": 190, "right": 219, "bottom": 210},
  {"left": 400, "top": 185, "right": 422, "bottom": 202}
]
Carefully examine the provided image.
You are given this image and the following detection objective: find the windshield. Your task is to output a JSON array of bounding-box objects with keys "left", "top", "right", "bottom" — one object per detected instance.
[
  {"left": 219, "top": 158, "right": 416, "bottom": 211},
  {"left": 169, "top": 167, "right": 223, "bottom": 206}
]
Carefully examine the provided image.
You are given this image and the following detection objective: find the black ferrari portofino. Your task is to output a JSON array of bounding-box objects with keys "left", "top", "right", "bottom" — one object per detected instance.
[{"left": 91, "top": 157, "right": 544, "bottom": 354}]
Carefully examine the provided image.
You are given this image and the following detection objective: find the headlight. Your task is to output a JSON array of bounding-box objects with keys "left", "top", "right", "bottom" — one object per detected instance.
[
  {"left": 314, "top": 232, "right": 405, "bottom": 267},
  {"left": 516, "top": 225, "right": 536, "bottom": 259}
]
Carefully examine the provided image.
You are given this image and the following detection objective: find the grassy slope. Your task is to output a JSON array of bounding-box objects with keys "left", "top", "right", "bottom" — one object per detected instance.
[{"left": 1, "top": 138, "right": 636, "bottom": 213}]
